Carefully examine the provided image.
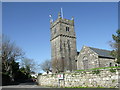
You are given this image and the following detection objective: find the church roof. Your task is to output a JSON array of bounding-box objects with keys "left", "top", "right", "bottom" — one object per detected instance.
[{"left": 89, "top": 47, "right": 115, "bottom": 59}]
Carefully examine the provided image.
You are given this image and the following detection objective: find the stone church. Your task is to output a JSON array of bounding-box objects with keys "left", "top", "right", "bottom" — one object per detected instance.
[
  {"left": 50, "top": 11, "right": 116, "bottom": 72},
  {"left": 77, "top": 46, "right": 116, "bottom": 70}
]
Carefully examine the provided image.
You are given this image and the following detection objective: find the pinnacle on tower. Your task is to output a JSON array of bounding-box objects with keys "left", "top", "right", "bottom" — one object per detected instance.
[
  {"left": 58, "top": 12, "right": 61, "bottom": 18},
  {"left": 71, "top": 16, "right": 74, "bottom": 20},
  {"left": 49, "top": 14, "right": 53, "bottom": 24}
]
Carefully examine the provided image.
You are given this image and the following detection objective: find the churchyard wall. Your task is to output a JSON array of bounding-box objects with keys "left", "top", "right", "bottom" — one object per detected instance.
[{"left": 37, "top": 68, "right": 120, "bottom": 88}]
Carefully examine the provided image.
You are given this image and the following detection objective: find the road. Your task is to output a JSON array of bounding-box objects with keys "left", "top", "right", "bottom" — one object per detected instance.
[
  {"left": 1, "top": 82, "right": 47, "bottom": 88},
  {"left": 1, "top": 83, "right": 118, "bottom": 90}
]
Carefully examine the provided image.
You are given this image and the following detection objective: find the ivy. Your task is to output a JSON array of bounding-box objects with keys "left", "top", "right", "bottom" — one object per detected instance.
[
  {"left": 92, "top": 70, "right": 100, "bottom": 74},
  {"left": 109, "top": 68, "right": 116, "bottom": 73}
]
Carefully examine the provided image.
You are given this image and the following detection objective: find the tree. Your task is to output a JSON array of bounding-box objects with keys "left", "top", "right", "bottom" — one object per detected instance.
[
  {"left": 2, "top": 35, "right": 24, "bottom": 82},
  {"left": 40, "top": 60, "right": 52, "bottom": 73},
  {"left": 110, "top": 30, "right": 120, "bottom": 64},
  {"left": 2, "top": 35, "right": 37, "bottom": 84},
  {"left": 20, "top": 57, "right": 36, "bottom": 74},
  {"left": 52, "top": 58, "right": 64, "bottom": 73}
]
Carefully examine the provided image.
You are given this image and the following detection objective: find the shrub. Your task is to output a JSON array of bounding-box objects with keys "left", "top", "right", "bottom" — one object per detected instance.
[
  {"left": 92, "top": 70, "right": 100, "bottom": 74},
  {"left": 109, "top": 68, "right": 116, "bottom": 73},
  {"left": 2, "top": 73, "right": 11, "bottom": 86},
  {"left": 112, "top": 80, "right": 115, "bottom": 83}
]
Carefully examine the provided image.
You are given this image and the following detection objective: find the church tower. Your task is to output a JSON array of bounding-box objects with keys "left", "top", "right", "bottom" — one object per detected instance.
[{"left": 50, "top": 11, "right": 77, "bottom": 72}]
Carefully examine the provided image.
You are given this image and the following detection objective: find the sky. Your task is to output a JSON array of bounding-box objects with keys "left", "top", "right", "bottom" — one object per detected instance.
[{"left": 2, "top": 2, "right": 118, "bottom": 73}]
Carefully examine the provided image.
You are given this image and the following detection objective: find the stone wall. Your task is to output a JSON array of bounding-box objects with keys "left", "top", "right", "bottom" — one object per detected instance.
[{"left": 37, "top": 68, "right": 120, "bottom": 88}]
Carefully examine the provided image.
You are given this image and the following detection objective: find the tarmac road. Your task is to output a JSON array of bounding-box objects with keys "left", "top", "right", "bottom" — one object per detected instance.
[
  {"left": 1, "top": 82, "right": 46, "bottom": 88},
  {"left": 1, "top": 82, "right": 119, "bottom": 90}
]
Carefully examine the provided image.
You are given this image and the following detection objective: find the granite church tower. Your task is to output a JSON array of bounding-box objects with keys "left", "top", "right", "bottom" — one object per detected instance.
[{"left": 50, "top": 11, "right": 77, "bottom": 72}]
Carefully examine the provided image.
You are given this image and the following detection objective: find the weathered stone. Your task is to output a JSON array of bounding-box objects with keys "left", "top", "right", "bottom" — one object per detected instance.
[
  {"left": 77, "top": 46, "right": 116, "bottom": 70},
  {"left": 50, "top": 14, "right": 77, "bottom": 72},
  {"left": 37, "top": 69, "right": 120, "bottom": 88}
]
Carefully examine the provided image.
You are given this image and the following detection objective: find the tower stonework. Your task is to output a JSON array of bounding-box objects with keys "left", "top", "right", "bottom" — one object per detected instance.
[{"left": 50, "top": 12, "right": 77, "bottom": 72}]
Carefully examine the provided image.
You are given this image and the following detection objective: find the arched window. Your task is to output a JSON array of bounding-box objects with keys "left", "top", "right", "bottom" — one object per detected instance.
[
  {"left": 109, "top": 63, "right": 112, "bottom": 67},
  {"left": 54, "top": 28, "right": 56, "bottom": 34},
  {"left": 83, "top": 56, "right": 88, "bottom": 69},
  {"left": 60, "top": 40, "right": 62, "bottom": 51},
  {"left": 115, "top": 64, "right": 118, "bottom": 67},
  {"left": 67, "top": 40, "right": 70, "bottom": 51},
  {"left": 75, "top": 60, "right": 77, "bottom": 62}
]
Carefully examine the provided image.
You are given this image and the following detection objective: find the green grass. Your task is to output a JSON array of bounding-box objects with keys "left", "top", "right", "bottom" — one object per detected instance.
[
  {"left": 76, "top": 66, "right": 120, "bottom": 72},
  {"left": 64, "top": 86, "right": 116, "bottom": 88}
]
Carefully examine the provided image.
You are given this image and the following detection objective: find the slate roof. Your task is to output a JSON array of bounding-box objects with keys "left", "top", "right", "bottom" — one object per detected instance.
[{"left": 89, "top": 47, "right": 115, "bottom": 59}]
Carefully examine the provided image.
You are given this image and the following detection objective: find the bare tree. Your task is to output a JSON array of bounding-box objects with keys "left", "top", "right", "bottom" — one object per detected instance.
[
  {"left": 40, "top": 60, "right": 52, "bottom": 74},
  {"left": 52, "top": 58, "right": 64, "bottom": 73},
  {"left": 20, "top": 57, "right": 36, "bottom": 74},
  {"left": 2, "top": 35, "right": 24, "bottom": 81}
]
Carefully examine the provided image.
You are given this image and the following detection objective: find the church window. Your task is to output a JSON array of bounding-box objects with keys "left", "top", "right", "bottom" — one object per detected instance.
[
  {"left": 60, "top": 40, "right": 62, "bottom": 51},
  {"left": 67, "top": 40, "right": 70, "bottom": 51},
  {"left": 115, "top": 64, "right": 117, "bottom": 67},
  {"left": 83, "top": 56, "right": 88, "bottom": 69},
  {"left": 66, "top": 27, "right": 69, "bottom": 31},
  {"left": 64, "top": 42, "right": 66, "bottom": 52},
  {"left": 109, "top": 63, "right": 112, "bottom": 67},
  {"left": 75, "top": 60, "right": 77, "bottom": 62},
  {"left": 64, "top": 42, "right": 66, "bottom": 47},
  {"left": 54, "top": 28, "right": 56, "bottom": 34}
]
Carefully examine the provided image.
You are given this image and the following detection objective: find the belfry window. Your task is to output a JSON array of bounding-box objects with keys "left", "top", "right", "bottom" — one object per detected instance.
[{"left": 66, "top": 27, "right": 69, "bottom": 31}]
